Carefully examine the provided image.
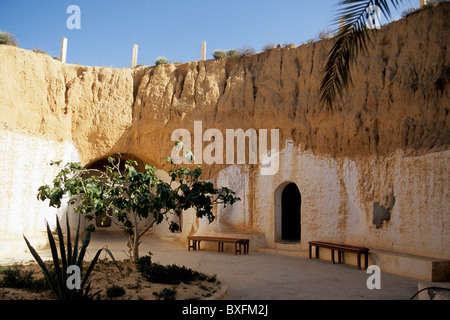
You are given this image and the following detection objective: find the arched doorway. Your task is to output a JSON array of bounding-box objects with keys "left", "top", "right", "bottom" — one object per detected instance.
[
  {"left": 84, "top": 154, "right": 147, "bottom": 231},
  {"left": 274, "top": 182, "right": 301, "bottom": 243},
  {"left": 281, "top": 183, "right": 301, "bottom": 242}
]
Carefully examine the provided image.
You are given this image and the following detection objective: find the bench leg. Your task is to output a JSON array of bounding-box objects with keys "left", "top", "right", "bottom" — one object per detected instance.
[
  {"left": 316, "top": 246, "right": 320, "bottom": 259},
  {"left": 364, "top": 253, "right": 368, "bottom": 270},
  {"left": 188, "top": 240, "right": 198, "bottom": 251},
  {"left": 235, "top": 242, "right": 242, "bottom": 255},
  {"left": 331, "top": 249, "right": 335, "bottom": 264},
  {"left": 338, "top": 250, "right": 342, "bottom": 264},
  {"left": 357, "top": 252, "right": 361, "bottom": 270}
]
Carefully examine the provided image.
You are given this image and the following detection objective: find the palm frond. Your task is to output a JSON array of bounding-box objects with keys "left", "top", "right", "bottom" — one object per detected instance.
[{"left": 320, "top": 0, "right": 404, "bottom": 109}]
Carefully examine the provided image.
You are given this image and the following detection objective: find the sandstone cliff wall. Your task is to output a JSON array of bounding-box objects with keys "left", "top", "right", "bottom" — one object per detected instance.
[
  {"left": 0, "top": 4, "right": 448, "bottom": 259},
  {"left": 124, "top": 4, "right": 449, "bottom": 171}
]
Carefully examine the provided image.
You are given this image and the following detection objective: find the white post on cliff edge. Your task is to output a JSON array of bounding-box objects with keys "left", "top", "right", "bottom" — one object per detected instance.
[
  {"left": 132, "top": 44, "right": 138, "bottom": 68},
  {"left": 201, "top": 41, "right": 206, "bottom": 61},
  {"left": 61, "top": 37, "right": 68, "bottom": 63}
]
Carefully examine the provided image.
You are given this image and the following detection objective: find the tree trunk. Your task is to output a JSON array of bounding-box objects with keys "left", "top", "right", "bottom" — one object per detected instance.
[
  {"left": 127, "top": 234, "right": 139, "bottom": 262},
  {"left": 131, "top": 241, "right": 140, "bottom": 262},
  {"left": 129, "top": 231, "right": 141, "bottom": 262}
]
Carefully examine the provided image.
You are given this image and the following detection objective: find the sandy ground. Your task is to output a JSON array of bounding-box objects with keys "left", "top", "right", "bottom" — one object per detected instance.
[
  {"left": 0, "top": 259, "right": 223, "bottom": 300},
  {"left": 0, "top": 231, "right": 423, "bottom": 300}
]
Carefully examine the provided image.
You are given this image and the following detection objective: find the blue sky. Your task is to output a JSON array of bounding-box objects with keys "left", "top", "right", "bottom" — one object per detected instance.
[{"left": 0, "top": 0, "right": 416, "bottom": 68}]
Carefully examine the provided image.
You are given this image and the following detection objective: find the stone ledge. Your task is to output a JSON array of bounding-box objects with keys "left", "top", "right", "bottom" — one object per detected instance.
[
  {"left": 370, "top": 249, "right": 450, "bottom": 282},
  {"left": 257, "top": 245, "right": 450, "bottom": 282}
]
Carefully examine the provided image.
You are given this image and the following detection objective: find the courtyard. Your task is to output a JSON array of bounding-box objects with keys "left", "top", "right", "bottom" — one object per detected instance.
[{"left": 0, "top": 231, "right": 419, "bottom": 300}]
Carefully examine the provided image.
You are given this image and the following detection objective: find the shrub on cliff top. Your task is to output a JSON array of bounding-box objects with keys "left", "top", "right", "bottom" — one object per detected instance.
[
  {"left": 32, "top": 48, "right": 50, "bottom": 56},
  {"left": 226, "top": 49, "right": 239, "bottom": 57},
  {"left": 262, "top": 43, "right": 276, "bottom": 52},
  {"left": 213, "top": 50, "right": 226, "bottom": 59},
  {"left": 0, "top": 31, "right": 18, "bottom": 46},
  {"left": 214, "top": 49, "right": 240, "bottom": 59},
  {"left": 238, "top": 46, "right": 256, "bottom": 56},
  {"left": 155, "top": 57, "right": 169, "bottom": 66}
]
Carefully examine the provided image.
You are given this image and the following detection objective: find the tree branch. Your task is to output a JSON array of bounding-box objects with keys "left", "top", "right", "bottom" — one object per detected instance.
[{"left": 138, "top": 218, "right": 156, "bottom": 238}]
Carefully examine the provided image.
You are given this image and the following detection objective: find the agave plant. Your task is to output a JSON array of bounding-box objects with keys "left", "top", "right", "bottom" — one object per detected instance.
[{"left": 23, "top": 214, "right": 120, "bottom": 300}]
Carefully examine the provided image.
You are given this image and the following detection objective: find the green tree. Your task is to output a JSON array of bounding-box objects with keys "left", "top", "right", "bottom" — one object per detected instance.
[
  {"left": 320, "top": 0, "right": 405, "bottom": 109},
  {"left": 37, "top": 142, "right": 240, "bottom": 261}
]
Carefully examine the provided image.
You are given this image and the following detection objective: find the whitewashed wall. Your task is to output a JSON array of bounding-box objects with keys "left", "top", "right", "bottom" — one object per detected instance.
[
  {"left": 0, "top": 127, "right": 80, "bottom": 255},
  {"left": 193, "top": 143, "right": 449, "bottom": 260}
]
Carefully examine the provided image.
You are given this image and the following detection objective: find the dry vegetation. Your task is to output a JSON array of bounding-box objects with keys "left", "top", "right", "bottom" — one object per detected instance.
[{"left": 0, "top": 259, "right": 223, "bottom": 300}]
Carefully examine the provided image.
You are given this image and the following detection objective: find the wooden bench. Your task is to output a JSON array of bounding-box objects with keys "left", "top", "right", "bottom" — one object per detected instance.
[
  {"left": 187, "top": 236, "right": 250, "bottom": 255},
  {"left": 308, "top": 241, "right": 369, "bottom": 270}
]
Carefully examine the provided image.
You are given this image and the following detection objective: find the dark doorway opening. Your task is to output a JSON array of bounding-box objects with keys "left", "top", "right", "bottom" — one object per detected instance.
[{"left": 281, "top": 183, "right": 301, "bottom": 242}]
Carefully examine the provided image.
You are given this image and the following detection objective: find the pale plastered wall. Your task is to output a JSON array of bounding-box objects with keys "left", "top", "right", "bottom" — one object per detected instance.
[
  {"left": 191, "top": 144, "right": 449, "bottom": 260},
  {"left": 0, "top": 126, "right": 80, "bottom": 254}
]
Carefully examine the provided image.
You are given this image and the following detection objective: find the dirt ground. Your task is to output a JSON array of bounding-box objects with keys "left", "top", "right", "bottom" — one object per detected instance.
[{"left": 0, "top": 259, "right": 223, "bottom": 300}]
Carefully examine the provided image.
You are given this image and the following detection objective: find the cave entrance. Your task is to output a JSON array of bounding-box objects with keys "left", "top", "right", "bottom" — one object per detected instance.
[
  {"left": 281, "top": 183, "right": 301, "bottom": 241},
  {"left": 274, "top": 182, "right": 301, "bottom": 243},
  {"left": 85, "top": 154, "right": 146, "bottom": 230},
  {"left": 83, "top": 154, "right": 183, "bottom": 233}
]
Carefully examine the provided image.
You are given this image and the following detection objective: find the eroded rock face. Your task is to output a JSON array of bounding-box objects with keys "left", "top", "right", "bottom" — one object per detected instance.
[
  {"left": 0, "top": 47, "right": 70, "bottom": 140},
  {"left": 1, "top": 5, "right": 448, "bottom": 167},
  {"left": 0, "top": 46, "right": 134, "bottom": 165},
  {"left": 0, "top": 4, "right": 448, "bottom": 258},
  {"left": 122, "top": 4, "right": 449, "bottom": 179},
  {"left": 63, "top": 65, "right": 133, "bottom": 164}
]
